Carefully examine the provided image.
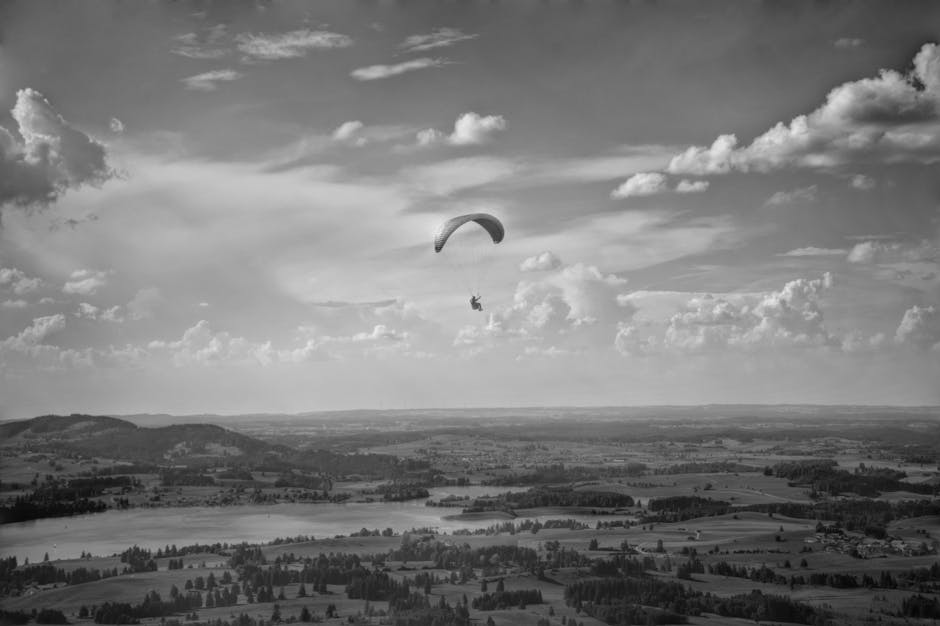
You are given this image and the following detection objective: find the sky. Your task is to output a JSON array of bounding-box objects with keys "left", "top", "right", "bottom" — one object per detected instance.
[{"left": 1, "top": 0, "right": 939, "bottom": 418}]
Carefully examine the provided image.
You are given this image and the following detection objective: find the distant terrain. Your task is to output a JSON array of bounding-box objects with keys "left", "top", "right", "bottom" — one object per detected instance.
[{"left": 2, "top": 407, "right": 939, "bottom": 625}]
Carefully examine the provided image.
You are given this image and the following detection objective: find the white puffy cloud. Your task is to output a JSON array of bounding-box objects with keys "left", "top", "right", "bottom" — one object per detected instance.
[
  {"left": 0, "top": 267, "right": 42, "bottom": 295},
  {"left": 236, "top": 29, "right": 352, "bottom": 61},
  {"left": 0, "top": 88, "right": 114, "bottom": 208},
  {"left": 351, "top": 58, "right": 447, "bottom": 81},
  {"left": 895, "top": 305, "right": 940, "bottom": 350},
  {"left": 764, "top": 185, "right": 818, "bottom": 206},
  {"left": 847, "top": 239, "right": 938, "bottom": 264},
  {"left": 849, "top": 174, "right": 876, "bottom": 190},
  {"left": 667, "top": 43, "right": 940, "bottom": 174},
  {"left": 418, "top": 112, "right": 508, "bottom": 147},
  {"left": 520, "top": 251, "right": 562, "bottom": 272},
  {"left": 614, "top": 323, "right": 658, "bottom": 356},
  {"left": 332, "top": 121, "right": 365, "bottom": 144},
  {"left": 611, "top": 172, "right": 668, "bottom": 198},
  {"left": 455, "top": 262, "right": 633, "bottom": 355},
  {"left": 675, "top": 179, "right": 710, "bottom": 193},
  {"left": 76, "top": 302, "right": 124, "bottom": 322},
  {"left": 400, "top": 28, "right": 478, "bottom": 53},
  {"left": 1, "top": 314, "right": 66, "bottom": 355},
  {"left": 109, "top": 118, "right": 125, "bottom": 133},
  {"left": 181, "top": 69, "right": 243, "bottom": 92},
  {"left": 662, "top": 274, "right": 836, "bottom": 353},
  {"left": 149, "top": 320, "right": 276, "bottom": 367},
  {"left": 62, "top": 269, "right": 111, "bottom": 296}
]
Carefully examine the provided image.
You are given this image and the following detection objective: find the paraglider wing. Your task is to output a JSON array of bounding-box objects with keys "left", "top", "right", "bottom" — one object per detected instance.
[{"left": 433, "top": 213, "right": 505, "bottom": 253}]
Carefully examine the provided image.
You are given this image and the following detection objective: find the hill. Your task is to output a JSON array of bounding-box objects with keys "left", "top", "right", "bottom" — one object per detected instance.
[{"left": 0, "top": 414, "right": 286, "bottom": 464}]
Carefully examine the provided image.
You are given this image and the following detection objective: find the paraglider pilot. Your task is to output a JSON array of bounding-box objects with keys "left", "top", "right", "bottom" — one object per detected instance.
[{"left": 470, "top": 294, "right": 483, "bottom": 311}]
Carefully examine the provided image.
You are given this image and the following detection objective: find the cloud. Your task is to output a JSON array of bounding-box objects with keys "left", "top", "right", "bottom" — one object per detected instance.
[
  {"left": 62, "top": 269, "right": 111, "bottom": 296},
  {"left": 667, "top": 43, "right": 940, "bottom": 174},
  {"left": 181, "top": 69, "right": 244, "bottom": 91},
  {"left": 849, "top": 174, "right": 876, "bottom": 190},
  {"left": 611, "top": 172, "right": 668, "bottom": 198},
  {"left": 0, "top": 267, "right": 42, "bottom": 295},
  {"left": 779, "top": 247, "right": 848, "bottom": 257},
  {"left": 417, "top": 112, "right": 508, "bottom": 147},
  {"left": 0, "top": 88, "right": 114, "bottom": 208},
  {"left": 662, "top": 274, "right": 836, "bottom": 353},
  {"left": 351, "top": 57, "right": 447, "bottom": 81},
  {"left": 764, "top": 185, "right": 818, "bottom": 206},
  {"left": 455, "top": 262, "right": 633, "bottom": 355},
  {"left": 171, "top": 25, "right": 229, "bottom": 59},
  {"left": 236, "top": 29, "right": 353, "bottom": 61},
  {"left": 846, "top": 239, "right": 938, "bottom": 264},
  {"left": 834, "top": 37, "right": 865, "bottom": 49},
  {"left": 76, "top": 302, "right": 123, "bottom": 322},
  {"left": 109, "top": 118, "right": 125, "bottom": 133},
  {"left": 401, "top": 28, "right": 478, "bottom": 53},
  {"left": 895, "top": 305, "right": 940, "bottom": 350},
  {"left": 520, "top": 252, "right": 562, "bottom": 272},
  {"left": 332, "top": 120, "right": 365, "bottom": 144},
  {"left": 614, "top": 323, "right": 658, "bottom": 357},
  {"left": 675, "top": 179, "right": 709, "bottom": 193},
  {"left": 127, "top": 287, "right": 162, "bottom": 320},
  {"left": 149, "top": 320, "right": 276, "bottom": 367},
  {"left": 1, "top": 314, "right": 66, "bottom": 355}
]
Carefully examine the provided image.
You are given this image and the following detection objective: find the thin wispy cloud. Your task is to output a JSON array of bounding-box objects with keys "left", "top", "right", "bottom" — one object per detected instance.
[
  {"left": 181, "top": 69, "right": 243, "bottom": 91},
  {"left": 236, "top": 29, "right": 353, "bottom": 61},
  {"left": 171, "top": 26, "right": 229, "bottom": 59},
  {"left": 400, "top": 28, "right": 478, "bottom": 53},
  {"left": 764, "top": 185, "right": 818, "bottom": 206},
  {"left": 351, "top": 57, "right": 447, "bottom": 81},
  {"left": 779, "top": 247, "right": 848, "bottom": 257},
  {"left": 834, "top": 37, "right": 864, "bottom": 49}
]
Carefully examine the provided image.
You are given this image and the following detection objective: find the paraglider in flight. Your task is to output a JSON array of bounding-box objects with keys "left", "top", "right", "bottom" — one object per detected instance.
[{"left": 434, "top": 213, "right": 504, "bottom": 311}]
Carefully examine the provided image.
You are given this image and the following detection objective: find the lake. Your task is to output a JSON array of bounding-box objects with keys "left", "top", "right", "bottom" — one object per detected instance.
[{"left": 0, "top": 487, "right": 633, "bottom": 563}]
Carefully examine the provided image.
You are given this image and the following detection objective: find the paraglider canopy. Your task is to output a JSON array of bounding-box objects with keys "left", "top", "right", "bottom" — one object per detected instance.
[{"left": 433, "top": 213, "right": 504, "bottom": 253}]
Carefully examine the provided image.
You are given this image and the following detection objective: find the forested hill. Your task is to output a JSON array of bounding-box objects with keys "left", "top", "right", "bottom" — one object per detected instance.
[{"left": 0, "top": 414, "right": 286, "bottom": 463}]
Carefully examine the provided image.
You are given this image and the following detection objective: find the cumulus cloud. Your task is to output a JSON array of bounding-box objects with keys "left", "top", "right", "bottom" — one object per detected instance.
[
  {"left": 764, "top": 185, "right": 818, "bottom": 206},
  {"left": 779, "top": 247, "right": 848, "bottom": 257},
  {"left": 662, "top": 274, "right": 836, "bottom": 353},
  {"left": 847, "top": 239, "right": 938, "bottom": 265},
  {"left": 76, "top": 302, "right": 123, "bottom": 322},
  {"left": 149, "top": 320, "right": 276, "bottom": 367},
  {"left": 0, "top": 88, "right": 114, "bottom": 209},
  {"left": 611, "top": 172, "right": 668, "bottom": 198},
  {"left": 1, "top": 314, "right": 66, "bottom": 355},
  {"left": 0, "top": 267, "right": 42, "bottom": 295},
  {"left": 895, "top": 305, "right": 940, "bottom": 350},
  {"left": 520, "top": 252, "right": 562, "bottom": 272},
  {"left": 675, "top": 179, "right": 710, "bottom": 193},
  {"left": 849, "top": 174, "right": 876, "bottom": 190},
  {"left": 181, "top": 69, "right": 243, "bottom": 91},
  {"left": 400, "top": 28, "right": 478, "bottom": 53},
  {"left": 667, "top": 43, "right": 940, "bottom": 174},
  {"left": 62, "top": 269, "right": 111, "bottom": 296},
  {"left": 351, "top": 57, "right": 447, "bottom": 81},
  {"left": 455, "top": 262, "right": 633, "bottom": 355},
  {"left": 417, "top": 112, "right": 508, "bottom": 147},
  {"left": 614, "top": 323, "right": 658, "bottom": 356},
  {"left": 109, "top": 118, "right": 125, "bottom": 133},
  {"left": 236, "top": 29, "right": 353, "bottom": 61},
  {"left": 332, "top": 120, "right": 365, "bottom": 144}
]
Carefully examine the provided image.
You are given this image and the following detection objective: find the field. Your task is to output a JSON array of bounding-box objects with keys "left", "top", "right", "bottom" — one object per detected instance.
[{"left": 2, "top": 408, "right": 939, "bottom": 626}]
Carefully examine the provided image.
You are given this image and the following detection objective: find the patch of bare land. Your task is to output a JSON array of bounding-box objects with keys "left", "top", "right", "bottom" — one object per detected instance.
[{"left": 2, "top": 407, "right": 939, "bottom": 625}]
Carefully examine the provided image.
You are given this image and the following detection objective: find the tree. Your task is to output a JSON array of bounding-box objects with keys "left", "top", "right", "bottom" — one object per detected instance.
[
  {"left": 271, "top": 604, "right": 281, "bottom": 623},
  {"left": 588, "top": 538, "right": 599, "bottom": 550},
  {"left": 496, "top": 579, "right": 505, "bottom": 593},
  {"left": 299, "top": 606, "right": 312, "bottom": 623},
  {"left": 297, "top": 583, "right": 307, "bottom": 598}
]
